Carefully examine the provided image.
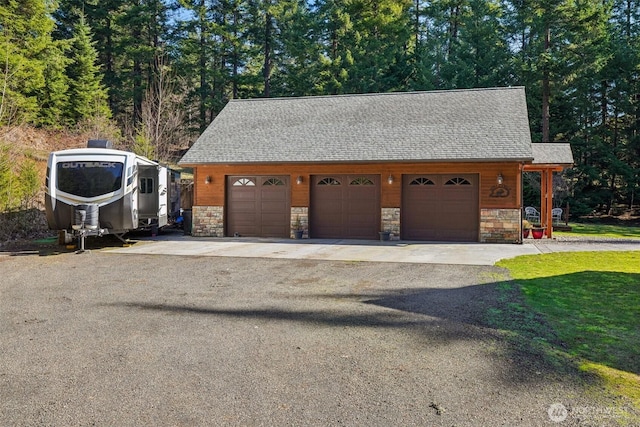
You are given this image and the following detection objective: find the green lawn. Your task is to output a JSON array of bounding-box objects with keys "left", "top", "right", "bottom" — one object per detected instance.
[
  {"left": 555, "top": 222, "right": 640, "bottom": 239},
  {"left": 496, "top": 251, "right": 640, "bottom": 409}
]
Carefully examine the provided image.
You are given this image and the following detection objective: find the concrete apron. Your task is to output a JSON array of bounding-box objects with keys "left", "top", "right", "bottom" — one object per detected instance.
[{"left": 108, "top": 236, "right": 543, "bottom": 265}]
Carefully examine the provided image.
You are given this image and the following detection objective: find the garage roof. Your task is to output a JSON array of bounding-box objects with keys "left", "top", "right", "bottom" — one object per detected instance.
[
  {"left": 531, "top": 143, "right": 574, "bottom": 165},
  {"left": 179, "top": 87, "right": 534, "bottom": 165}
]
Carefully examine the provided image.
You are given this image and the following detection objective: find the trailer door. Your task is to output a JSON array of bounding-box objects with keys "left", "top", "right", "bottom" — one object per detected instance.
[
  {"left": 138, "top": 165, "right": 158, "bottom": 225},
  {"left": 157, "top": 166, "right": 169, "bottom": 227}
]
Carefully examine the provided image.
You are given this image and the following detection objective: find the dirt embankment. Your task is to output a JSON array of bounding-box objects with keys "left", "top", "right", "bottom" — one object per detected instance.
[
  {"left": 1, "top": 125, "right": 90, "bottom": 164},
  {"left": 0, "top": 126, "right": 91, "bottom": 245}
]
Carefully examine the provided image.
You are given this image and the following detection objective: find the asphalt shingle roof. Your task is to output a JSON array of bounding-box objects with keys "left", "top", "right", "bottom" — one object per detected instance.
[
  {"left": 531, "top": 143, "right": 574, "bottom": 165},
  {"left": 179, "top": 87, "right": 534, "bottom": 165}
]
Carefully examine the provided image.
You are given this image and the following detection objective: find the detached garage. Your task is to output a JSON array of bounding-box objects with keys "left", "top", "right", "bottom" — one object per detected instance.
[{"left": 179, "top": 87, "right": 573, "bottom": 243}]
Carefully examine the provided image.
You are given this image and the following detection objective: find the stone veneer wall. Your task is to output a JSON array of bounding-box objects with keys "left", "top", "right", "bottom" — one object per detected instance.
[
  {"left": 480, "top": 208, "right": 521, "bottom": 243},
  {"left": 290, "top": 207, "right": 309, "bottom": 238},
  {"left": 190, "top": 205, "right": 521, "bottom": 242},
  {"left": 192, "top": 206, "right": 224, "bottom": 237},
  {"left": 381, "top": 208, "right": 401, "bottom": 238}
]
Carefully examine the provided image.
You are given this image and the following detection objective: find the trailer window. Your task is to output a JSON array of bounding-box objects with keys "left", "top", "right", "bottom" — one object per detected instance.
[
  {"left": 57, "top": 161, "right": 124, "bottom": 197},
  {"left": 140, "top": 177, "right": 154, "bottom": 193}
]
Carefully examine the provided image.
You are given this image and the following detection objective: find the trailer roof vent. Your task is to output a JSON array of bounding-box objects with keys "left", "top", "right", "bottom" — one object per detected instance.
[{"left": 87, "top": 139, "right": 113, "bottom": 149}]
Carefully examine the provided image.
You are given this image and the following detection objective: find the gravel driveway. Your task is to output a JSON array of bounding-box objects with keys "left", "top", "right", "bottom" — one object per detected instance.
[{"left": 0, "top": 250, "right": 634, "bottom": 426}]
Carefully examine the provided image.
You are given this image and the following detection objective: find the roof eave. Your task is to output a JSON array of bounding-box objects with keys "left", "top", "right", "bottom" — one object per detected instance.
[
  {"left": 524, "top": 163, "right": 574, "bottom": 172},
  {"left": 179, "top": 157, "right": 534, "bottom": 166}
]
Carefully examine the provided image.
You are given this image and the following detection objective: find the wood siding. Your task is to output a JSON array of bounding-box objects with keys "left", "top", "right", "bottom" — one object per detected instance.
[{"left": 190, "top": 162, "right": 522, "bottom": 210}]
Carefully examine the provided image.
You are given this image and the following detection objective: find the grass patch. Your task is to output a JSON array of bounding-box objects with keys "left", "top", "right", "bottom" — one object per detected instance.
[
  {"left": 555, "top": 222, "right": 640, "bottom": 239},
  {"left": 580, "top": 363, "right": 640, "bottom": 410},
  {"left": 496, "top": 252, "right": 640, "bottom": 409}
]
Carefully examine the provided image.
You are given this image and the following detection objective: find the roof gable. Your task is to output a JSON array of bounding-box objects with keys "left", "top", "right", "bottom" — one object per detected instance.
[{"left": 179, "top": 87, "right": 533, "bottom": 165}]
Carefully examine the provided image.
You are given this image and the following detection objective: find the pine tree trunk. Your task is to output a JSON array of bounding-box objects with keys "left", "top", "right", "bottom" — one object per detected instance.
[
  {"left": 199, "top": 0, "right": 207, "bottom": 131},
  {"left": 263, "top": 11, "right": 272, "bottom": 98},
  {"left": 542, "top": 24, "right": 550, "bottom": 142}
]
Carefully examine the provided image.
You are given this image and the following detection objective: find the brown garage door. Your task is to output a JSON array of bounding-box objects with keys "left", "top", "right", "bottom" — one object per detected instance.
[
  {"left": 310, "top": 175, "right": 380, "bottom": 239},
  {"left": 402, "top": 174, "right": 479, "bottom": 241},
  {"left": 226, "top": 176, "right": 290, "bottom": 237}
]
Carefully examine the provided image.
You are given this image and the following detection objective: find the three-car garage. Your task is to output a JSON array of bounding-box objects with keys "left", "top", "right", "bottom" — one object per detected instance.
[
  {"left": 225, "top": 173, "right": 479, "bottom": 241},
  {"left": 180, "top": 88, "right": 542, "bottom": 243}
]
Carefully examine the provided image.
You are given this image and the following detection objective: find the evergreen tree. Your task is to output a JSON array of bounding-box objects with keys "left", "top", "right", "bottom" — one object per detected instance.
[
  {"left": 315, "top": 0, "right": 356, "bottom": 94},
  {"left": 116, "top": 0, "right": 172, "bottom": 125},
  {"left": 53, "top": 0, "right": 126, "bottom": 117},
  {"left": 65, "top": 15, "right": 111, "bottom": 125},
  {"left": 408, "top": 0, "right": 465, "bottom": 90},
  {"left": 269, "top": 0, "right": 323, "bottom": 97},
  {"left": 174, "top": 0, "right": 214, "bottom": 131},
  {"left": 406, "top": 0, "right": 437, "bottom": 90},
  {"left": 175, "top": 0, "right": 249, "bottom": 131},
  {"left": 439, "top": 0, "right": 511, "bottom": 88},
  {"left": 345, "top": 0, "right": 413, "bottom": 93},
  {"left": 0, "top": 0, "right": 55, "bottom": 125},
  {"left": 505, "top": 0, "right": 570, "bottom": 142},
  {"left": 37, "top": 40, "right": 72, "bottom": 127},
  {"left": 314, "top": 0, "right": 413, "bottom": 94},
  {"left": 563, "top": 0, "right": 640, "bottom": 212}
]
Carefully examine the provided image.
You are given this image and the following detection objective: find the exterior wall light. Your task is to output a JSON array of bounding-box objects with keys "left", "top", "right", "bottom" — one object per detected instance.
[
  {"left": 296, "top": 176, "right": 303, "bottom": 184},
  {"left": 205, "top": 175, "right": 211, "bottom": 184},
  {"left": 497, "top": 173, "right": 503, "bottom": 185},
  {"left": 387, "top": 175, "right": 394, "bottom": 184}
]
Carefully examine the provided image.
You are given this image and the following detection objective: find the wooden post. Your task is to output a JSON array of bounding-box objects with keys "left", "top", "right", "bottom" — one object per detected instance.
[
  {"left": 546, "top": 169, "right": 554, "bottom": 238},
  {"left": 539, "top": 170, "right": 547, "bottom": 229}
]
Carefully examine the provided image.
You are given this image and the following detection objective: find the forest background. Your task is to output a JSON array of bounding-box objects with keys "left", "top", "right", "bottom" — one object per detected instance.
[{"left": 1, "top": 0, "right": 639, "bottom": 241}]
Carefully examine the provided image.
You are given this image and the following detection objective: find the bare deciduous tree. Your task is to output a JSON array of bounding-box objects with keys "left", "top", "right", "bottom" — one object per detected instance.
[{"left": 132, "top": 58, "right": 186, "bottom": 162}]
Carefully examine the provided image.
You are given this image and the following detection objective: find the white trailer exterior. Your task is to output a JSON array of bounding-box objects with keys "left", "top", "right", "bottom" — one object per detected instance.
[{"left": 45, "top": 141, "right": 180, "bottom": 242}]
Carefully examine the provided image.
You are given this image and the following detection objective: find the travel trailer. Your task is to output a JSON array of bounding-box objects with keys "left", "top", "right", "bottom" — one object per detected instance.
[{"left": 45, "top": 140, "right": 180, "bottom": 247}]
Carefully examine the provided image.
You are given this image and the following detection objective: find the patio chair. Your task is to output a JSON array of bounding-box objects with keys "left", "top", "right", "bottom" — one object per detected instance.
[
  {"left": 524, "top": 206, "right": 540, "bottom": 223},
  {"left": 552, "top": 207, "right": 563, "bottom": 224}
]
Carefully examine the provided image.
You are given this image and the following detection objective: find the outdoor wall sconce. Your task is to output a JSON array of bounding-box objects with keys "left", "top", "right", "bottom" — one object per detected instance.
[
  {"left": 204, "top": 175, "right": 211, "bottom": 184},
  {"left": 296, "top": 176, "right": 303, "bottom": 184},
  {"left": 490, "top": 173, "right": 510, "bottom": 198},
  {"left": 387, "top": 175, "right": 394, "bottom": 184}
]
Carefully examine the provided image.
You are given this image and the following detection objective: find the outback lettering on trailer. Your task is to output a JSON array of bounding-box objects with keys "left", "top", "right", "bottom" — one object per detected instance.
[{"left": 61, "top": 162, "right": 118, "bottom": 168}]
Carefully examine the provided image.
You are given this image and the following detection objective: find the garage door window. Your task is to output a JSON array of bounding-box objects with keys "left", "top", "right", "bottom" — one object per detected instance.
[
  {"left": 444, "top": 177, "right": 471, "bottom": 185},
  {"left": 350, "top": 177, "right": 374, "bottom": 185},
  {"left": 409, "top": 177, "right": 435, "bottom": 186},
  {"left": 233, "top": 178, "right": 256, "bottom": 186},
  {"left": 263, "top": 178, "right": 285, "bottom": 186},
  {"left": 318, "top": 177, "right": 341, "bottom": 185}
]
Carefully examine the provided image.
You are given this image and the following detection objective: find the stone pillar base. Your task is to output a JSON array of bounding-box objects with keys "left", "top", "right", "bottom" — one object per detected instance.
[
  {"left": 192, "top": 206, "right": 224, "bottom": 237},
  {"left": 480, "top": 208, "right": 521, "bottom": 243}
]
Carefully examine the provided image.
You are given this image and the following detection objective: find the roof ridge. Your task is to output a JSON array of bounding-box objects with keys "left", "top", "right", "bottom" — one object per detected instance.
[{"left": 228, "top": 86, "right": 525, "bottom": 103}]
